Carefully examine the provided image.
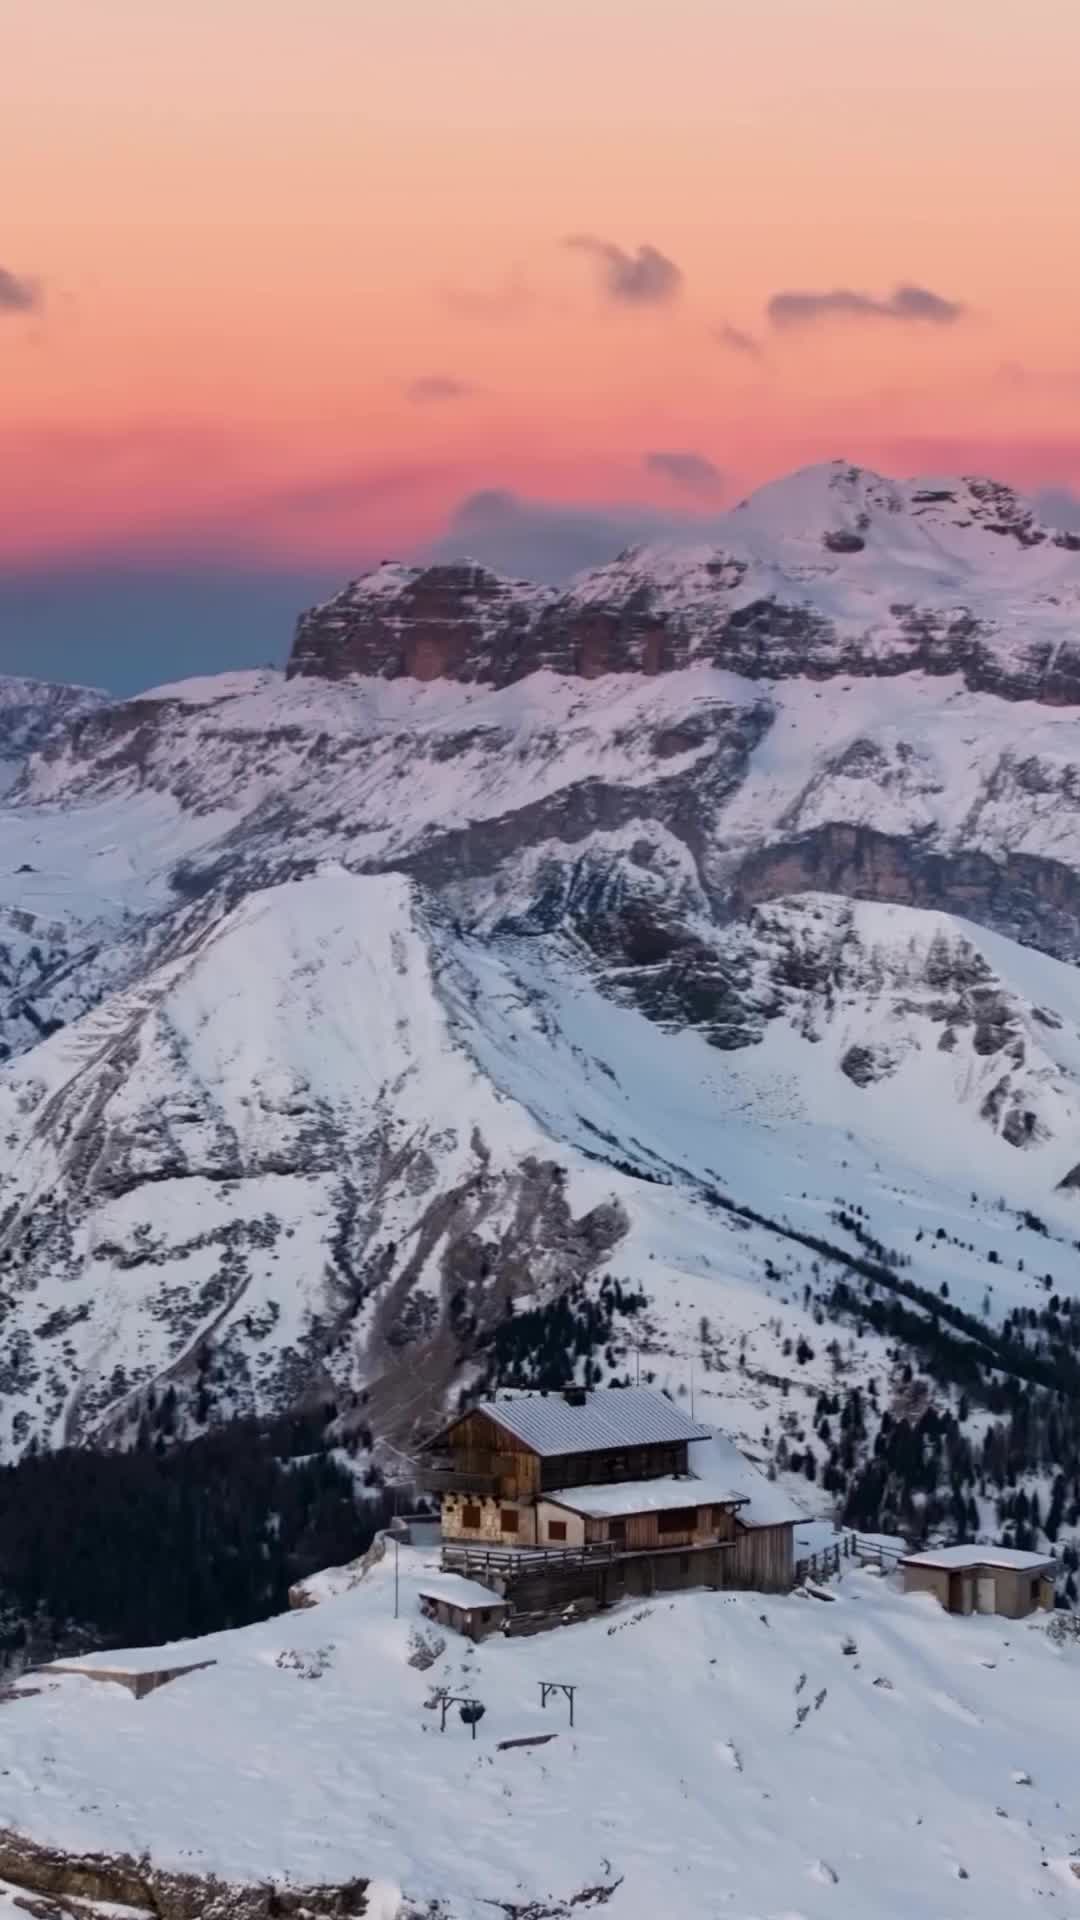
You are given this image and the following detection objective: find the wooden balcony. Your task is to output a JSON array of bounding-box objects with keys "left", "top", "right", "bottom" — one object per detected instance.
[{"left": 417, "top": 1463, "right": 501, "bottom": 1497}]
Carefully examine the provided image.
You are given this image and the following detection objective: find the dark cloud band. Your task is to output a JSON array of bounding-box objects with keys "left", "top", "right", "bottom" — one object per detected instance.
[{"left": 768, "top": 283, "right": 964, "bottom": 330}]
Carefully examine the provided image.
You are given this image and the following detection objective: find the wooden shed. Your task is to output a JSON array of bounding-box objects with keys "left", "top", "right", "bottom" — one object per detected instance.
[
  {"left": 416, "top": 1573, "right": 511, "bottom": 1642},
  {"left": 901, "top": 1546, "right": 1055, "bottom": 1619}
]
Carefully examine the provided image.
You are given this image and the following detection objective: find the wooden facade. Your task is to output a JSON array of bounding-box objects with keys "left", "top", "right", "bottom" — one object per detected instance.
[
  {"left": 428, "top": 1393, "right": 796, "bottom": 1607},
  {"left": 432, "top": 1408, "right": 705, "bottom": 1549},
  {"left": 534, "top": 1499, "right": 740, "bottom": 1554},
  {"left": 418, "top": 1591, "right": 508, "bottom": 1643},
  {"left": 726, "top": 1519, "right": 795, "bottom": 1593},
  {"left": 902, "top": 1557, "right": 1054, "bottom": 1619}
]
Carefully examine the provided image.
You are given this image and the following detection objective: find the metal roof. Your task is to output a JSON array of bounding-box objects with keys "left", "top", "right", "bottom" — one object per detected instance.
[{"left": 455, "top": 1387, "right": 712, "bottom": 1458}]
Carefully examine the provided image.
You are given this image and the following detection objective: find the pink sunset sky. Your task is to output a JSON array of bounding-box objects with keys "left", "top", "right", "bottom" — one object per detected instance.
[{"left": 3, "top": 0, "right": 1080, "bottom": 682}]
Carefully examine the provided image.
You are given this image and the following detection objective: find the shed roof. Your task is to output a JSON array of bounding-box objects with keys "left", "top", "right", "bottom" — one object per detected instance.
[
  {"left": 439, "top": 1387, "right": 711, "bottom": 1458},
  {"left": 543, "top": 1474, "right": 748, "bottom": 1519},
  {"left": 901, "top": 1545, "right": 1055, "bottom": 1574},
  {"left": 416, "top": 1573, "right": 510, "bottom": 1612}
]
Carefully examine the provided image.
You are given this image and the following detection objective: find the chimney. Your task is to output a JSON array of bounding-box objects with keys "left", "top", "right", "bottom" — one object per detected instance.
[{"left": 563, "top": 1386, "right": 587, "bottom": 1407}]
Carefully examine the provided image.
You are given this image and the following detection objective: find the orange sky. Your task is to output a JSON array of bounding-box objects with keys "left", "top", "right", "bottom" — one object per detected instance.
[{"left": 4, "top": 0, "right": 1080, "bottom": 570}]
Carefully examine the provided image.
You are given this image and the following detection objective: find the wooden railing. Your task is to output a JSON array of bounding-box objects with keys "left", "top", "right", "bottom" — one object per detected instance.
[
  {"left": 442, "top": 1540, "right": 619, "bottom": 1578},
  {"left": 795, "top": 1531, "right": 906, "bottom": 1585}
]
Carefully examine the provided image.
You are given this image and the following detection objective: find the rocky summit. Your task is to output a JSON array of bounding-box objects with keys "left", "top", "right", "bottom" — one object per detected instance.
[{"left": 289, "top": 461, "right": 1080, "bottom": 701}]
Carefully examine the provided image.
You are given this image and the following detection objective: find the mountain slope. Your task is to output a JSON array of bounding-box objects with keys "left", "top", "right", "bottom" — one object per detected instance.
[
  {"left": 3, "top": 1542, "right": 1080, "bottom": 1918},
  {"left": 5, "top": 861, "right": 1080, "bottom": 1489}
]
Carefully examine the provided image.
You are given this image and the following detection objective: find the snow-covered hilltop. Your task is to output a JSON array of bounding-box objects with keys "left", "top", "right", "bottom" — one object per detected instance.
[{"left": 3, "top": 1539, "right": 1080, "bottom": 1918}]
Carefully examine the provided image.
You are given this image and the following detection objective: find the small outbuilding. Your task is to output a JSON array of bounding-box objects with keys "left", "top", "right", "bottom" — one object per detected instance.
[
  {"left": 416, "top": 1573, "right": 511, "bottom": 1642},
  {"left": 900, "top": 1545, "right": 1055, "bottom": 1619}
]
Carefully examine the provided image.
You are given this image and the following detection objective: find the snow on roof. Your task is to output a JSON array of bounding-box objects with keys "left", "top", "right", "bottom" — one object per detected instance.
[
  {"left": 454, "top": 1386, "right": 711, "bottom": 1457},
  {"left": 43, "top": 1643, "right": 210, "bottom": 1677},
  {"left": 689, "top": 1432, "right": 806, "bottom": 1528},
  {"left": 542, "top": 1431, "right": 802, "bottom": 1525},
  {"left": 902, "top": 1545, "right": 1055, "bottom": 1573},
  {"left": 543, "top": 1474, "right": 747, "bottom": 1519},
  {"left": 416, "top": 1573, "right": 509, "bottom": 1611}
]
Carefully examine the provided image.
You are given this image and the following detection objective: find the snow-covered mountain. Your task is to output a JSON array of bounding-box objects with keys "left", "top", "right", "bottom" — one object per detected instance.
[
  {"left": 5, "top": 462, "right": 1080, "bottom": 1513},
  {"left": 289, "top": 461, "right": 1080, "bottom": 701}
]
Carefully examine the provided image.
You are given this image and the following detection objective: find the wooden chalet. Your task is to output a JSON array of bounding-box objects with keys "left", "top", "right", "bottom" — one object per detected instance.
[{"left": 421, "top": 1386, "right": 796, "bottom": 1613}]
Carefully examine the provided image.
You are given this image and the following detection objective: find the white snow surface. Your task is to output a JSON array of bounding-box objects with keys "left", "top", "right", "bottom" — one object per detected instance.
[
  {"left": 544, "top": 1474, "right": 749, "bottom": 1518},
  {"left": 690, "top": 1432, "right": 806, "bottom": 1527},
  {"left": 6, "top": 1541, "right": 1080, "bottom": 1917},
  {"left": 413, "top": 1571, "right": 511, "bottom": 1610}
]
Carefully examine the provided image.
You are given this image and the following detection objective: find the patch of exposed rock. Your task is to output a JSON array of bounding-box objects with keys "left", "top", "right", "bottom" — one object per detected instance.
[{"left": 0, "top": 1830, "right": 369, "bottom": 1920}]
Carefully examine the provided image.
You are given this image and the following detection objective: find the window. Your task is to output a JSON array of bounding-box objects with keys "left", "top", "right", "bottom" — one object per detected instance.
[
  {"left": 548, "top": 1520, "right": 567, "bottom": 1542},
  {"left": 658, "top": 1507, "right": 696, "bottom": 1533},
  {"left": 501, "top": 1508, "right": 520, "bottom": 1532},
  {"left": 462, "top": 1504, "right": 482, "bottom": 1529},
  {"left": 609, "top": 1519, "right": 627, "bottom": 1544}
]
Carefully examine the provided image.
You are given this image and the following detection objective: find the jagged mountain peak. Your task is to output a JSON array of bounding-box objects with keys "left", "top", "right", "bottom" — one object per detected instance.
[
  {"left": 283, "top": 459, "right": 1080, "bottom": 700},
  {"left": 731, "top": 458, "right": 1070, "bottom": 560}
]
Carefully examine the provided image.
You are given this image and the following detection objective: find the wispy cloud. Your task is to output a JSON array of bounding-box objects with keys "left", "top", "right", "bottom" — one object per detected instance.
[
  {"left": 714, "top": 322, "right": 762, "bottom": 357},
  {"left": 0, "top": 265, "right": 41, "bottom": 315},
  {"left": 564, "top": 235, "right": 683, "bottom": 306},
  {"left": 643, "top": 450, "right": 725, "bottom": 500},
  {"left": 425, "top": 488, "right": 718, "bottom": 581},
  {"left": 767, "top": 283, "right": 965, "bottom": 331},
  {"left": 405, "top": 374, "right": 476, "bottom": 404}
]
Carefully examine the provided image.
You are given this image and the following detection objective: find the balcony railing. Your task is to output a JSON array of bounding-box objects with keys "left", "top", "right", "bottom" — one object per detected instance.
[{"left": 416, "top": 1465, "right": 501, "bottom": 1497}]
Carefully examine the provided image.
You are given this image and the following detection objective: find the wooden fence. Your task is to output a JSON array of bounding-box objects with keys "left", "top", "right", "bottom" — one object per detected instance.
[
  {"left": 795, "top": 1531, "right": 906, "bottom": 1586},
  {"left": 442, "top": 1540, "right": 618, "bottom": 1579}
]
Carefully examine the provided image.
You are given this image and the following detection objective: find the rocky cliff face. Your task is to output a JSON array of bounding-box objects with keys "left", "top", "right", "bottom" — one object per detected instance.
[
  {"left": 288, "top": 462, "right": 1080, "bottom": 703},
  {"left": 0, "top": 677, "right": 109, "bottom": 791}
]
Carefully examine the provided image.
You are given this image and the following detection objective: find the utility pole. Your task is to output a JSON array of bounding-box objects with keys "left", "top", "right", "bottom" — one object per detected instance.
[
  {"left": 393, "top": 1534, "right": 399, "bottom": 1619},
  {"left": 690, "top": 1358, "right": 695, "bottom": 1421}
]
